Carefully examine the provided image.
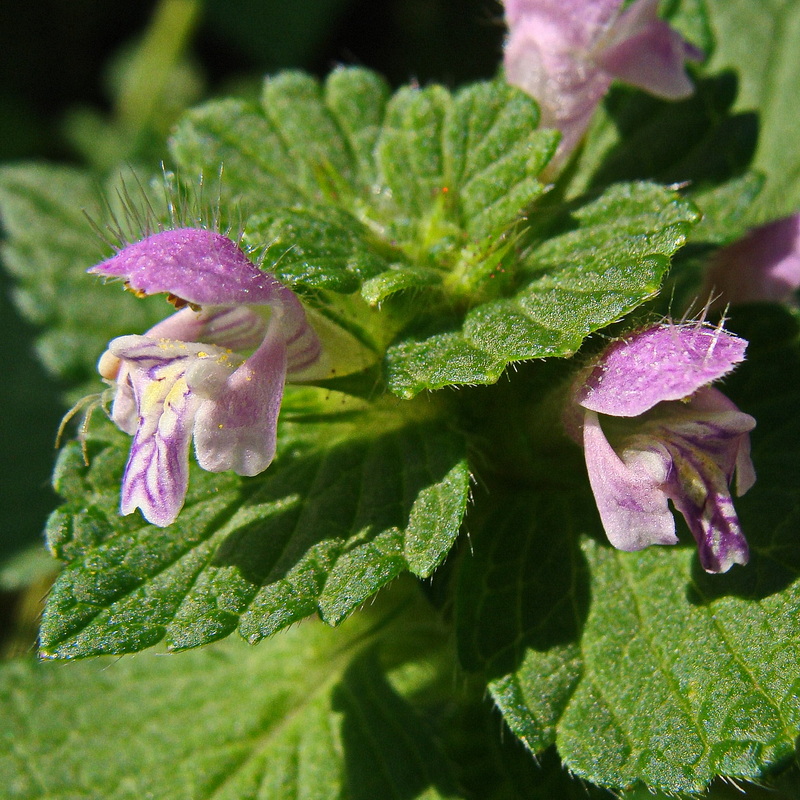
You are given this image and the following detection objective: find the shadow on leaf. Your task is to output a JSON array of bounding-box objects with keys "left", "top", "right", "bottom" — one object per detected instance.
[
  {"left": 587, "top": 71, "right": 759, "bottom": 190},
  {"left": 455, "top": 488, "right": 592, "bottom": 681},
  {"left": 331, "top": 648, "right": 460, "bottom": 800}
]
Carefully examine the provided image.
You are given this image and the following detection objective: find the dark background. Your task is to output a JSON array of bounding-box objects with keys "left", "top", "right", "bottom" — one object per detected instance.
[{"left": 0, "top": 0, "right": 504, "bottom": 563}]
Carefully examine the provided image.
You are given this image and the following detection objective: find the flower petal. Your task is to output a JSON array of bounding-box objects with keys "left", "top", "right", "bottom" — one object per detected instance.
[
  {"left": 120, "top": 374, "right": 201, "bottom": 527},
  {"left": 704, "top": 214, "right": 800, "bottom": 308},
  {"left": 576, "top": 323, "right": 748, "bottom": 417},
  {"left": 502, "top": 0, "right": 698, "bottom": 165},
  {"left": 109, "top": 335, "right": 241, "bottom": 526},
  {"left": 595, "top": 0, "right": 702, "bottom": 99},
  {"left": 664, "top": 436, "right": 750, "bottom": 573},
  {"left": 193, "top": 316, "right": 288, "bottom": 476},
  {"left": 583, "top": 410, "right": 679, "bottom": 550},
  {"left": 503, "top": 1, "right": 616, "bottom": 160},
  {"left": 88, "top": 229, "right": 297, "bottom": 308},
  {"left": 503, "top": 0, "right": 622, "bottom": 43},
  {"left": 676, "top": 387, "right": 756, "bottom": 495}
]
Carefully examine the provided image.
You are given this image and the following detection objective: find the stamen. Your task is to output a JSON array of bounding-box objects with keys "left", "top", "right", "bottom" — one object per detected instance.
[
  {"left": 166, "top": 293, "right": 202, "bottom": 312},
  {"left": 124, "top": 281, "right": 148, "bottom": 299}
]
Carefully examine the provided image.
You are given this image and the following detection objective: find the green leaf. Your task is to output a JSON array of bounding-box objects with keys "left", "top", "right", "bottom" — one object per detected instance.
[
  {"left": 572, "top": 74, "right": 760, "bottom": 235},
  {"left": 246, "top": 205, "right": 392, "bottom": 293},
  {"left": 40, "top": 393, "right": 470, "bottom": 658},
  {"left": 578, "top": 72, "right": 758, "bottom": 193},
  {"left": 575, "top": 0, "right": 800, "bottom": 222},
  {"left": 662, "top": 0, "right": 714, "bottom": 55},
  {"left": 171, "top": 69, "right": 556, "bottom": 305},
  {"left": 386, "top": 182, "right": 699, "bottom": 397},
  {"left": 706, "top": 0, "right": 800, "bottom": 217},
  {"left": 361, "top": 265, "right": 442, "bottom": 306},
  {"left": 455, "top": 309, "right": 800, "bottom": 793},
  {"left": 1, "top": 584, "right": 460, "bottom": 800},
  {"left": 0, "top": 164, "right": 168, "bottom": 382},
  {"left": 324, "top": 67, "right": 391, "bottom": 188},
  {"left": 377, "top": 84, "right": 451, "bottom": 221},
  {"left": 444, "top": 81, "right": 556, "bottom": 242}
]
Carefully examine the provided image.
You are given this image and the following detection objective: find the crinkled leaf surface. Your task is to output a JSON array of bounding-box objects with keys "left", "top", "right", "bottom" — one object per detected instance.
[
  {"left": 171, "top": 69, "right": 557, "bottom": 304},
  {"left": 40, "top": 391, "right": 469, "bottom": 658},
  {"left": 1, "top": 586, "right": 460, "bottom": 800},
  {"left": 456, "top": 307, "right": 800, "bottom": 793},
  {"left": 386, "top": 182, "right": 698, "bottom": 397},
  {"left": 171, "top": 71, "right": 699, "bottom": 398}
]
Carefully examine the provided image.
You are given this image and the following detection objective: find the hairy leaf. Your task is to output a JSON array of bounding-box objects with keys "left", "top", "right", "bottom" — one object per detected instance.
[
  {"left": 456, "top": 307, "right": 800, "bottom": 793},
  {"left": 386, "top": 183, "right": 699, "bottom": 397},
  {"left": 40, "top": 392, "right": 469, "bottom": 658}
]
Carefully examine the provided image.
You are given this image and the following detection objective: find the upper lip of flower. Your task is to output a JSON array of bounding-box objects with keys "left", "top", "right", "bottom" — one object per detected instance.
[
  {"left": 574, "top": 321, "right": 748, "bottom": 417},
  {"left": 88, "top": 228, "right": 292, "bottom": 307}
]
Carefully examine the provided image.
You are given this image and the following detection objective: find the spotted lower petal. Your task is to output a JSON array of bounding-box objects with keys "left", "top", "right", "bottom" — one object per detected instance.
[
  {"left": 665, "top": 439, "right": 750, "bottom": 573},
  {"left": 120, "top": 372, "right": 202, "bottom": 527},
  {"left": 109, "top": 335, "right": 241, "bottom": 525}
]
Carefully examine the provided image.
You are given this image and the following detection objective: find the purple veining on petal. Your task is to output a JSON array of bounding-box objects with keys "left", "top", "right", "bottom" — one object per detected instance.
[
  {"left": 88, "top": 228, "right": 297, "bottom": 308},
  {"left": 661, "top": 428, "right": 750, "bottom": 573},
  {"left": 576, "top": 323, "right": 747, "bottom": 417},
  {"left": 119, "top": 358, "right": 203, "bottom": 527},
  {"left": 108, "top": 335, "right": 243, "bottom": 525},
  {"left": 195, "top": 306, "right": 269, "bottom": 352},
  {"left": 704, "top": 214, "right": 800, "bottom": 308},
  {"left": 568, "top": 324, "right": 755, "bottom": 573},
  {"left": 91, "top": 227, "right": 325, "bottom": 526}
]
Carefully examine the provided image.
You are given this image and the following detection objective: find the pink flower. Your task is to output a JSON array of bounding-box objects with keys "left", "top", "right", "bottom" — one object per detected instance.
[
  {"left": 90, "top": 228, "right": 321, "bottom": 527},
  {"left": 567, "top": 322, "right": 755, "bottom": 573},
  {"left": 704, "top": 214, "right": 800, "bottom": 308},
  {"left": 503, "top": 0, "right": 702, "bottom": 165}
]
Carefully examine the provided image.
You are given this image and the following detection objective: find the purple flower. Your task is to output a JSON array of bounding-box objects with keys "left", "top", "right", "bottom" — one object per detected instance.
[
  {"left": 567, "top": 322, "right": 755, "bottom": 573},
  {"left": 90, "top": 228, "right": 322, "bottom": 527},
  {"left": 704, "top": 214, "right": 800, "bottom": 309},
  {"left": 503, "top": 0, "right": 703, "bottom": 165}
]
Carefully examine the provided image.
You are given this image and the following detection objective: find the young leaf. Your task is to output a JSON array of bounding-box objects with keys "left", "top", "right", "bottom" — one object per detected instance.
[
  {"left": 246, "top": 205, "right": 392, "bottom": 293},
  {"left": 386, "top": 182, "right": 699, "bottom": 397},
  {"left": 170, "top": 68, "right": 557, "bottom": 306}
]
